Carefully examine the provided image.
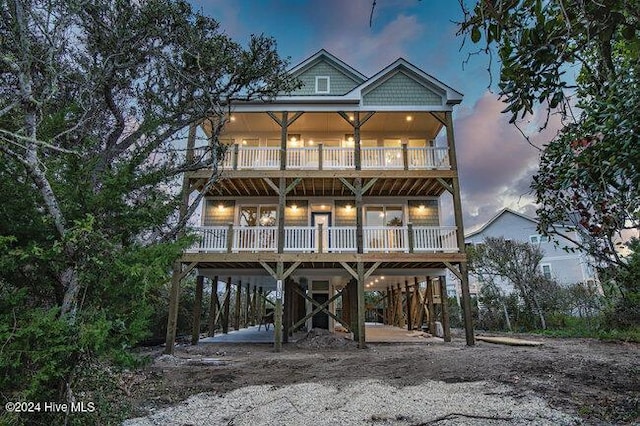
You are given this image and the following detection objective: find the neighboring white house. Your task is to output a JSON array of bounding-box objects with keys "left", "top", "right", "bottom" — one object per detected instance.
[{"left": 447, "top": 208, "right": 598, "bottom": 298}]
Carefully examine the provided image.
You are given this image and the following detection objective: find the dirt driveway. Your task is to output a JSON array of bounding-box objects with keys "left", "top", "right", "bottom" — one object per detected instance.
[{"left": 124, "top": 333, "right": 639, "bottom": 425}]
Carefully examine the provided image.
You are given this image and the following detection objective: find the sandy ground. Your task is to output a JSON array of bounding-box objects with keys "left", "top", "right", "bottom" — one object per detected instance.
[{"left": 123, "top": 332, "right": 639, "bottom": 425}]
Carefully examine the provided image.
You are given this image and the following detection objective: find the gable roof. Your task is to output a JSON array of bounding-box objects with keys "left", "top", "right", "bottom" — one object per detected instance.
[
  {"left": 465, "top": 208, "right": 538, "bottom": 239},
  {"left": 352, "top": 58, "right": 463, "bottom": 105},
  {"left": 288, "top": 49, "right": 367, "bottom": 84}
]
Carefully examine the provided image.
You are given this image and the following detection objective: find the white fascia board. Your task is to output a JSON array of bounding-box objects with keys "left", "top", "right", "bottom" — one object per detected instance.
[
  {"left": 231, "top": 103, "right": 454, "bottom": 113},
  {"left": 288, "top": 49, "right": 367, "bottom": 82}
]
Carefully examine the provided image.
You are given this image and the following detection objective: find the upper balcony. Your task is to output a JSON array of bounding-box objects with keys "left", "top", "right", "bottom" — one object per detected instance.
[
  {"left": 187, "top": 225, "right": 458, "bottom": 254},
  {"left": 193, "top": 144, "right": 450, "bottom": 171}
]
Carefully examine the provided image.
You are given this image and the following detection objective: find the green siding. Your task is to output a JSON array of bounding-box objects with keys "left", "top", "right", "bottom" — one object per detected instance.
[
  {"left": 203, "top": 200, "right": 235, "bottom": 226},
  {"left": 408, "top": 200, "right": 439, "bottom": 226},
  {"left": 291, "top": 61, "right": 361, "bottom": 96},
  {"left": 285, "top": 200, "right": 309, "bottom": 226},
  {"left": 334, "top": 200, "right": 356, "bottom": 226},
  {"left": 362, "top": 71, "right": 443, "bottom": 106}
]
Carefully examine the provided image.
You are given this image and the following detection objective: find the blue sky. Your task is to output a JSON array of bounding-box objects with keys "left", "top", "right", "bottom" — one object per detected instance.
[{"left": 190, "top": 0, "right": 560, "bottom": 231}]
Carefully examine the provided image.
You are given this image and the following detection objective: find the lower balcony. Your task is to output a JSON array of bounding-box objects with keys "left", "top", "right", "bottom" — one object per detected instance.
[{"left": 187, "top": 225, "right": 458, "bottom": 254}]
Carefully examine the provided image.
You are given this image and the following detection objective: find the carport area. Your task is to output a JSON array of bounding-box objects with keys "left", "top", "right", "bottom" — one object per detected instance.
[{"left": 198, "top": 322, "right": 442, "bottom": 344}]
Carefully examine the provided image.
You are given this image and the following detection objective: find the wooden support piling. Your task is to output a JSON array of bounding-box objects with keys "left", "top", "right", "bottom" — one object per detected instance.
[
  {"left": 396, "top": 283, "right": 404, "bottom": 329},
  {"left": 405, "top": 280, "right": 412, "bottom": 331},
  {"left": 426, "top": 277, "right": 436, "bottom": 335},
  {"left": 440, "top": 276, "right": 452, "bottom": 342},
  {"left": 244, "top": 282, "right": 251, "bottom": 328},
  {"left": 208, "top": 276, "right": 218, "bottom": 337},
  {"left": 234, "top": 280, "right": 242, "bottom": 330},
  {"left": 191, "top": 275, "right": 204, "bottom": 345},
  {"left": 222, "top": 277, "right": 231, "bottom": 334}
]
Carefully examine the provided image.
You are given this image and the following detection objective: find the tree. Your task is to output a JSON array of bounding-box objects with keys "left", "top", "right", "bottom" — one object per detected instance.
[
  {"left": 458, "top": 0, "right": 639, "bottom": 326},
  {"left": 1, "top": 0, "right": 298, "bottom": 421},
  {"left": 468, "top": 237, "right": 564, "bottom": 329}
]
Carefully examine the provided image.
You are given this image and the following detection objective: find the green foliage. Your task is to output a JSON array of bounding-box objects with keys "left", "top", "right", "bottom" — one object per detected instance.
[
  {"left": 459, "top": 0, "right": 639, "bottom": 333},
  {"left": 1, "top": 0, "right": 297, "bottom": 423}
]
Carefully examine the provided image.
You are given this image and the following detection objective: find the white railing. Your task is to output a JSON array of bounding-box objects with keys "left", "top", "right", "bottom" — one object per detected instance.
[
  {"left": 283, "top": 226, "right": 315, "bottom": 252},
  {"left": 191, "top": 226, "right": 228, "bottom": 252},
  {"left": 413, "top": 226, "right": 458, "bottom": 252},
  {"left": 237, "top": 147, "right": 280, "bottom": 169},
  {"left": 287, "top": 148, "right": 319, "bottom": 169},
  {"left": 233, "top": 226, "right": 277, "bottom": 252},
  {"left": 361, "top": 147, "right": 404, "bottom": 169},
  {"left": 187, "top": 225, "right": 457, "bottom": 253},
  {"left": 203, "top": 145, "right": 450, "bottom": 170},
  {"left": 324, "top": 147, "right": 355, "bottom": 169},
  {"left": 363, "top": 226, "right": 408, "bottom": 252},
  {"left": 407, "top": 147, "right": 450, "bottom": 169},
  {"left": 327, "top": 227, "right": 357, "bottom": 252}
]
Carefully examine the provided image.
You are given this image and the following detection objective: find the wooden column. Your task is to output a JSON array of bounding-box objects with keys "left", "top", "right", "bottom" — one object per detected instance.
[
  {"left": 244, "top": 282, "right": 251, "bottom": 328},
  {"left": 274, "top": 262, "right": 283, "bottom": 352},
  {"left": 426, "top": 277, "right": 436, "bottom": 334},
  {"left": 191, "top": 275, "right": 204, "bottom": 345},
  {"left": 234, "top": 280, "right": 242, "bottom": 330},
  {"left": 283, "top": 278, "right": 292, "bottom": 343},
  {"left": 164, "top": 262, "right": 182, "bottom": 355},
  {"left": 440, "top": 276, "right": 452, "bottom": 342},
  {"left": 208, "top": 276, "right": 218, "bottom": 337},
  {"left": 348, "top": 278, "right": 358, "bottom": 340},
  {"left": 222, "top": 277, "right": 231, "bottom": 334},
  {"left": 413, "top": 277, "right": 421, "bottom": 329},
  {"left": 405, "top": 280, "right": 412, "bottom": 331},
  {"left": 258, "top": 287, "right": 264, "bottom": 322},
  {"left": 356, "top": 261, "right": 366, "bottom": 348},
  {"left": 396, "top": 283, "right": 404, "bottom": 329},
  {"left": 251, "top": 285, "right": 257, "bottom": 326},
  {"left": 342, "top": 281, "right": 351, "bottom": 326},
  {"left": 445, "top": 111, "right": 475, "bottom": 346}
]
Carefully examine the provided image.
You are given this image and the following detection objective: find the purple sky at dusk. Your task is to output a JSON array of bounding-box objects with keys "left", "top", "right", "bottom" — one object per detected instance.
[{"left": 190, "top": 0, "right": 563, "bottom": 231}]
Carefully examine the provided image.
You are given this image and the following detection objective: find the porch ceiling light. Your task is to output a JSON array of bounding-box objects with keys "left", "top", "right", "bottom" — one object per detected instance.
[
  {"left": 406, "top": 115, "right": 413, "bottom": 122},
  {"left": 418, "top": 204, "right": 425, "bottom": 210},
  {"left": 218, "top": 203, "right": 225, "bottom": 210},
  {"left": 241, "top": 139, "right": 247, "bottom": 145},
  {"left": 290, "top": 203, "right": 298, "bottom": 210},
  {"left": 308, "top": 140, "right": 314, "bottom": 145},
  {"left": 230, "top": 115, "right": 236, "bottom": 122},
  {"left": 345, "top": 204, "right": 352, "bottom": 210}
]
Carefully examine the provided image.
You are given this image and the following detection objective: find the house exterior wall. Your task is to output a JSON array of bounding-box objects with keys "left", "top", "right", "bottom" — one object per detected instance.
[
  {"left": 407, "top": 199, "right": 439, "bottom": 226},
  {"left": 203, "top": 200, "right": 236, "bottom": 226},
  {"left": 290, "top": 61, "right": 360, "bottom": 96},
  {"left": 456, "top": 210, "right": 596, "bottom": 298},
  {"left": 363, "top": 71, "right": 443, "bottom": 106}
]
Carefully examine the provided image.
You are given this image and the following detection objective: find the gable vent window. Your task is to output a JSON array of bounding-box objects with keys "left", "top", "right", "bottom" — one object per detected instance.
[{"left": 315, "top": 76, "right": 330, "bottom": 94}]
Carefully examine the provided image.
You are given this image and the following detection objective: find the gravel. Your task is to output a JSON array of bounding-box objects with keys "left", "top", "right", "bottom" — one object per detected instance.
[{"left": 123, "top": 379, "right": 580, "bottom": 425}]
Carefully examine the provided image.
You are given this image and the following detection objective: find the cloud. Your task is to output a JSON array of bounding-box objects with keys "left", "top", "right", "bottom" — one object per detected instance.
[
  {"left": 296, "top": 1, "right": 424, "bottom": 75},
  {"left": 452, "top": 92, "right": 564, "bottom": 230}
]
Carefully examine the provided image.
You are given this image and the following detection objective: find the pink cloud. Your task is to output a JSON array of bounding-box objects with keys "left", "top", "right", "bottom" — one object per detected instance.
[{"left": 452, "top": 92, "right": 564, "bottom": 229}]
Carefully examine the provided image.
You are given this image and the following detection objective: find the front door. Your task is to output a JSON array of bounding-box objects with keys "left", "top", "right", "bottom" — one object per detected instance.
[
  {"left": 311, "top": 213, "right": 331, "bottom": 252},
  {"left": 312, "top": 293, "right": 329, "bottom": 329}
]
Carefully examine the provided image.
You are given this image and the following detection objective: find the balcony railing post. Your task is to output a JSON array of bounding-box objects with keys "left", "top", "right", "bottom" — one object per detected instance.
[
  {"left": 226, "top": 223, "right": 234, "bottom": 253},
  {"left": 402, "top": 143, "right": 409, "bottom": 171},
  {"left": 318, "top": 143, "right": 323, "bottom": 171},
  {"left": 317, "top": 223, "right": 324, "bottom": 253},
  {"left": 407, "top": 223, "right": 414, "bottom": 253},
  {"left": 232, "top": 144, "right": 239, "bottom": 170}
]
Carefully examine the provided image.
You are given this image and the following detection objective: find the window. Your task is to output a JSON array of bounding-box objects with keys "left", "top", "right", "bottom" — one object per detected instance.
[
  {"left": 530, "top": 235, "right": 550, "bottom": 244},
  {"left": 541, "top": 264, "right": 552, "bottom": 279},
  {"left": 365, "top": 206, "right": 404, "bottom": 226},
  {"left": 239, "top": 205, "right": 277, "bottom": 226},
  {"left": 315, "top": 76, "right": 330, "bottom": 94}
]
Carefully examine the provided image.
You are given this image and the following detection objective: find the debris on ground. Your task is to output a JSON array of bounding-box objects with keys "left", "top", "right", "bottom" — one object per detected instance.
[
  {"left": 295, "top": 328, "right": 358, "bottom": 349},
  {"left": 476, "top": 335, "right": 544, "bottom": 346}
]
